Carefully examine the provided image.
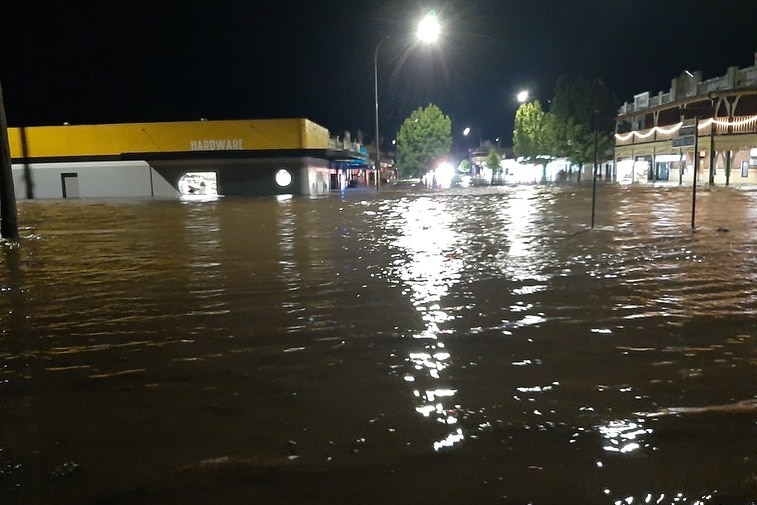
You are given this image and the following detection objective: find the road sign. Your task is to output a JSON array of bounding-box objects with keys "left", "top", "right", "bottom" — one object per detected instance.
[
  {"left": 672, "top": 135, "right": 696, "bottom": 147},
  {"left": 679, "top": 125, "right": 697, "bottom": 136}
]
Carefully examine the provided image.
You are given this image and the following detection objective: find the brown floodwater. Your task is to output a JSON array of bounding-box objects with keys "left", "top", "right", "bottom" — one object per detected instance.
[{"left": 0, "top": 183, "right": 755, "bottom": 505}]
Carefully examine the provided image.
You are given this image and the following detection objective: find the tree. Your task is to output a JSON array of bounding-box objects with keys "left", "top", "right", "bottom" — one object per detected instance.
[
  {"left": 549, "top": 76, "right": 617, "bottom": 180},
  {"left": 485, "top": 149, "right": 501, "bottom": 182},
  {"left": 396, "top": 104, "right": 452, "bottom": 179},
  {"left": 513, "top": 100, "right": 553, "bottom": 183},
  {"left": 458, "top": 159, "right": 471, "bottom": 173}
]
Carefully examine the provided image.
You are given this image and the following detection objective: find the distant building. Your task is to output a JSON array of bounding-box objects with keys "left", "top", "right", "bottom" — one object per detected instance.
[
  {"left": 7, "top": 118, "right": 367, "bottom": 198},
  {"left": 614, "top": 52, "right": 757, "bottom": 185},
  {"left": 468, "top": 141, "right": 513, "bottom": 179},
  {"left": 328, "top": 129, "right": 373, "bottom": 189}
]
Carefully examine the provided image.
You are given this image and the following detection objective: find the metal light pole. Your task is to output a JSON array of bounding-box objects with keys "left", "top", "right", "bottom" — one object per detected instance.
[
  {"left": 373, "top": 11, "right": 440, "bottom": 191},
  {"left": 374, "top": 36, "right": 389, "bottom": 191}
]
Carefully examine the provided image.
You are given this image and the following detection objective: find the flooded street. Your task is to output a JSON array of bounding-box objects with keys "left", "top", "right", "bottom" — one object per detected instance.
[{"left": 0, "top": 183, "right": 755, "bottom": 505}]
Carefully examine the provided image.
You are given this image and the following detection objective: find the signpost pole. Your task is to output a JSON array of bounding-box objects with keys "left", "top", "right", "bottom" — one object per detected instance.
[
  {"left": 0, "top": 82, "right": 18, "bottom": 240},
  {"left": 678, "top": 104, "right": 713, "bottom": 232},
  {"left": 708, "top": 125, "right": 716, "bottom": 185},
  {"left": 691, "top": 117, "right": 699, "bottom": 231},
  {"left": 591, "top": 115, "right": 598, "bottom": 229}
]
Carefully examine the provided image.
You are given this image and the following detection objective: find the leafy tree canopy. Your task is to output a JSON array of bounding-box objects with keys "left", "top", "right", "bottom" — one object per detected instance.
[
  {"left": 396, "top": 104, "right": 452, "bottom": 179},
  {"left": 512, "top": 77, "right": 619, "bottom": 174},
  {"left": 513, "top": 100, "right": 550, "bottom": 162},
  {"left": 485, "top": 149, "right": 501, "bottom": 173},
  {"left": 549, "top": 76, "right": 618, "bottom": 165},
  {"left": 551, "top": 76, "right": 616, "bottom": 131}
]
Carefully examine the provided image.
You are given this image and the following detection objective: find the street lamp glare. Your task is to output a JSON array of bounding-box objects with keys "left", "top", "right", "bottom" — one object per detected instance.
[
  {"left": 463, "top": 127, "right": 471, "bottom": 136},
  {"left": 417, "top": 12, "right": 441, "bottom": 43},
  {"left": 517, "top": 90, "right": 529, "bottom": 103}
]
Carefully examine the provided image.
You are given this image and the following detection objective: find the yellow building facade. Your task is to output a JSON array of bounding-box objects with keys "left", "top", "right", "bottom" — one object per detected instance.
[{"left": 9, "top": 118, "right": 362, "bottom": 198}]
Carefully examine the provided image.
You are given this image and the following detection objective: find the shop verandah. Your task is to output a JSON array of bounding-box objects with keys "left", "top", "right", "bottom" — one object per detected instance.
[{"left": 614, "top": 116, "right": 757, "bottom": 185}]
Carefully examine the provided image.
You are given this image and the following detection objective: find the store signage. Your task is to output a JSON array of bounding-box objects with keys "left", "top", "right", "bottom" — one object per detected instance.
[{"left": 190, "top": 139, "right": 244, "bottom": 151}]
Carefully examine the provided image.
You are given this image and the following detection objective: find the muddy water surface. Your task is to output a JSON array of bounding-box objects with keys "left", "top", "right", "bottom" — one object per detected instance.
[{"left": 0, "top": 184, "right": 755, "bottom": 504}]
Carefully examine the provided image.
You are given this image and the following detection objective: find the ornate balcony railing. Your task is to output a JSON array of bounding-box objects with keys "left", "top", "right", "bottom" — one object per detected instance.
[{"left": 615, "top": 115, "right": 757, "bottom": 146}]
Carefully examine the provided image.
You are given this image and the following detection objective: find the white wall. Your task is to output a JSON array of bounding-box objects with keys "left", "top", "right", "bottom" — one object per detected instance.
[{"left": 11, "top": 160, "right": 178, "bottom": 199}]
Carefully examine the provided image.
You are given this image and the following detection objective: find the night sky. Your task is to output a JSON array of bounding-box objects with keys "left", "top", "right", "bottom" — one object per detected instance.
[{"left": 2, "top": 0, "right": 755, "bottom": 148}]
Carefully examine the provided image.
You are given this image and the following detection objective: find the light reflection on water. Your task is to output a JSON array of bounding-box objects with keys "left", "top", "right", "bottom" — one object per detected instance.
[
  {"left": 386, "top": 196, "right": 466, "bottom": 450},
  {"left": 598, "top": 418, "right": 653, "bottom": 454},
  {"left": 0, "top": 185, "right": 755, "bottom": 504}
]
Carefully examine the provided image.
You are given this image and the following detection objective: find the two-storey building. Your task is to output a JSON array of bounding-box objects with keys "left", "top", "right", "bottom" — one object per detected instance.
[{"left": 614, "top": 53, "right": 757, "bottom": 185}]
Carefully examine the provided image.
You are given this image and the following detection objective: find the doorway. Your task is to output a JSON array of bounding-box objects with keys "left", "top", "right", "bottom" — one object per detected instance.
[
  {"left": 61, "top": 173, "right": 79, "bottom": 198},
  {"left": 655, "top": 162, "right": 670, "bottom": 181}
]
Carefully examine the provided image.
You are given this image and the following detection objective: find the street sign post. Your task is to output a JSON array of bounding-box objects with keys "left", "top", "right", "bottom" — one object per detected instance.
[
  {"left": 690, "top": 117, "right": 702, "bottom": 230},
  {"left": 677, "top": 103, "right": 714, "bottom": 231}
]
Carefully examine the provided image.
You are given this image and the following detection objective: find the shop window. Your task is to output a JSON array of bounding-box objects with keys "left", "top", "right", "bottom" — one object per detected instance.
[{"left": 179, "top": 172, "right": 218, "bottom": 196}]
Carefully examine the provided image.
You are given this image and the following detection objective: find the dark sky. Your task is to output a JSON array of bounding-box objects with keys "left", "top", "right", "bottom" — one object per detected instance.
[{"left": 2, "top": 0, "right": 756, "bottom": 147}]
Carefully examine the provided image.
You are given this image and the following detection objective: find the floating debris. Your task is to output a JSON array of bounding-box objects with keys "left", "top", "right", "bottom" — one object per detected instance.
[{"left": 641, "top": 399, "right": 757, "bottom": 417}]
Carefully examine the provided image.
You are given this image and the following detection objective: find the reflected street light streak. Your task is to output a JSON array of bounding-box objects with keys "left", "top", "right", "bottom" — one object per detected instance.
[
  {"left": 388, "top": 197, "right": 465, "bottom": 451},
  {"left": 598, "top": 418, "right": 653, "bottom": 454}
]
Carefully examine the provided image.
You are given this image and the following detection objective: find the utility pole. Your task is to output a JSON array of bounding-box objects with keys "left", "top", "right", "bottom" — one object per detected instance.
[{"left": 0, "top": 82, "right": 18, "bottom": 240}]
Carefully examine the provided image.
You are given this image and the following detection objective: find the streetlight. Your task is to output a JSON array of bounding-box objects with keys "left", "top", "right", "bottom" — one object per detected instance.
[
  {"left": 374, "top": 11, "right": 440, "bottom": 189},
  {"left": 517, "top": 90, "right": 529, "bottom": 103},
  {"left": 416, "top": 11, "right": 441, "bottom": 43},
  {"left": 463, "top": 126, "right": 482, "bottom": 146}
]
